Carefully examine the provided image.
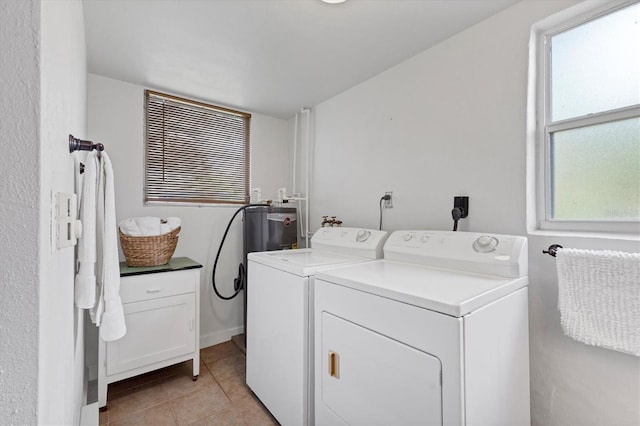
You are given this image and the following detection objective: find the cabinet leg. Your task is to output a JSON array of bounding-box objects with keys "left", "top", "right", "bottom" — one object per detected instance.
[{"left": 192, "top": 375, "right": 198, "bottom": 381}]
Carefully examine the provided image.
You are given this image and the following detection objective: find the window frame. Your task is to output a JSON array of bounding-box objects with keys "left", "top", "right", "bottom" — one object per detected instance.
[
  {"left": 143, "top": 90, "right": 251, "bottom": 206},
  {"left": 527, "top": 0, "right": 640, "bottom": 236}
]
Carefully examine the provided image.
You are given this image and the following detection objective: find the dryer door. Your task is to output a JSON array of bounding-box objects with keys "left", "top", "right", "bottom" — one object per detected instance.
[{"left": 320, "top": 312, "right": 442, "bottom": 425}]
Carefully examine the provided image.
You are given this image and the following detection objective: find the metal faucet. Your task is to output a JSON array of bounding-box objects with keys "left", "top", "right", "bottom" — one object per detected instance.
[{"left": 321, "top": 216, "right": 341, "bottom": 227}]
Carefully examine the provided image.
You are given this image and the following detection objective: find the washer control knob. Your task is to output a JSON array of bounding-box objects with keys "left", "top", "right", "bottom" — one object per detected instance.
[
  {"left": 420, "top": 235, "right": 430, "bottom": 243},
  {"left": 477, "top": 236, "right": 492, "bottom": 246},
  {"left": 403, "top": 233, "right": 413, "bottom": 242},
  {"left": 473, "top": 235, "right": 498, "bottom": 253},
  {"left": 356, "top": 229, "right": 371, "bottom": 242}
]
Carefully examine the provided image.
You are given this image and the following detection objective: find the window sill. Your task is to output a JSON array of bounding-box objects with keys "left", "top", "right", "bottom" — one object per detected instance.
[{"left": 527, "top": 228, "right": 640, "bottom": 242}]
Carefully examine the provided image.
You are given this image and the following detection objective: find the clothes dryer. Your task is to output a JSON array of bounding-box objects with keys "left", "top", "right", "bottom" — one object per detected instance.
[
  {"left": 314, "top": 230, "right": 530, "bottom": 426},
  {"left": 246, "top": 227, "right": 388, "bottom": 426}
]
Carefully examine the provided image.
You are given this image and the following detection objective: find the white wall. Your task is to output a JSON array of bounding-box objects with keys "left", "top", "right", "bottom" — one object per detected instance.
[
  {"left": 0, "top": 0, "right": 88, "bottom": 424},
  {"left": 39, "top": 0, "right": 88, "bottom": 424},
  {"left": 310, "top": 1, "right": 639, "bottom": 425},
  {"left": 87, "top": 74, "right": 290, "bottom": 347},
  {"left": 0, "top": 1, "right": 41, "bottom": 423}
]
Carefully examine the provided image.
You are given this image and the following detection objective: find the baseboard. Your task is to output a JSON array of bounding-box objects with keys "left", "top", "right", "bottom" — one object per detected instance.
[{"left": 200, "top": 326, "right": 244, "bottom": 349}]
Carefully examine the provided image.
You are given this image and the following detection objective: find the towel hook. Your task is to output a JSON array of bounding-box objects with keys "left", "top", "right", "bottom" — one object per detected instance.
[
  {"left": 543, "top": 244, "right": 563, "bottom": 257},
  {"left": 70, "top": 134, "right": 104, "bottom": 174},
  {"left": 69, "top": 134, "right": 104, "bottom": 154}
]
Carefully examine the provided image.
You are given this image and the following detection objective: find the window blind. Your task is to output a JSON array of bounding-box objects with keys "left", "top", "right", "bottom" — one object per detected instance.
[{"left": 145, "top": 90, "right": 251, "bottom": 204}]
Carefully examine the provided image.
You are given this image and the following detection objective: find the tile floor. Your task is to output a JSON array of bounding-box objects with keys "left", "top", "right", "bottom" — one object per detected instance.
[{"left": 99, "top": 340, "right": 278, "bottom": 425}]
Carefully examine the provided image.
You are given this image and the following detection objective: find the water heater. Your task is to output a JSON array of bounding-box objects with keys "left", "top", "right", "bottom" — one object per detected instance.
[{"left": 242, "top": 206, "right": 298, "bottom": 347}]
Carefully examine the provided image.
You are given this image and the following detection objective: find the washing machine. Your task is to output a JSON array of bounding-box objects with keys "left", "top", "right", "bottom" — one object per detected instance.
[
  {"left": 314, "top": 230, "right": 530, "bottom": 426},
  {"left": 246, "top": 227, "right": 388, "bottom": 426}
]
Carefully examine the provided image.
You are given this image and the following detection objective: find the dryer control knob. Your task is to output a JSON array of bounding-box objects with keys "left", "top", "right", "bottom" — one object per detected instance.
[
  {"left": 403, "top": 233, "right": 413, "bottom": 242},
  {"left": 473, "top": 235, "right": 498, "bottom": 253},
  {"left": 356, "top": 229, "right": 371, "bottom": 242},
  {"left": 420, "top": 235, "right": 430, "bottom": 243}
]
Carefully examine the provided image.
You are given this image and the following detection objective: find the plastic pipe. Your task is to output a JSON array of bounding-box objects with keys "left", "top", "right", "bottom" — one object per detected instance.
[
  {"left": 303, "top": 108, "right": 311, "bottom": 248},
  {"left": 292, "top": 112, "right": 298, "bottom": 195}
]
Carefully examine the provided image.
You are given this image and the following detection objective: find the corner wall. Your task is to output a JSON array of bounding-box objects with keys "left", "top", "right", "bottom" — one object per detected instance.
[
  {"left": 310, "top": 1, "right": 639, "bottom": 424},
  {"left": 0, "top": 0, "right": 41, "bottom": 423}
]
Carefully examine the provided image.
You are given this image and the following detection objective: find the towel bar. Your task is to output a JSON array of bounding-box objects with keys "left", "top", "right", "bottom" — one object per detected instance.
[
  {"left": 70, "top": 134, "right": 105, "bottom": 174},
  {"left": 69, "top": 134, "right": 104, "bottom": 154},
  {"left": 543, "top": 244, "right": 563, "bottom": 257}
]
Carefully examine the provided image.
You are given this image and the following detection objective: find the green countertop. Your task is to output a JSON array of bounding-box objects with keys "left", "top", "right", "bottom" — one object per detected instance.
[{"left": 120, "top": 257, "right": 203, "bottom": 277}]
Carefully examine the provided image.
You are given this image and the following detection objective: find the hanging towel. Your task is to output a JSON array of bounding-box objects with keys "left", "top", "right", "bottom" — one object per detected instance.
[
  {"left": 74, "top": 151, "right": 98, "bottom": 309},
  {"left": 92, "top": 152, "right": 127, "bottom": 342},
  {"left": 556, "top": 248, "right": 640, "bottom": 356}
]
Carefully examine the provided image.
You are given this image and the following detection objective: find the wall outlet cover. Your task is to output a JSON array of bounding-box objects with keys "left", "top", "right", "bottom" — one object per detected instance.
[{"left": 385, "top": 191, "right": 393, "bottom": 208}]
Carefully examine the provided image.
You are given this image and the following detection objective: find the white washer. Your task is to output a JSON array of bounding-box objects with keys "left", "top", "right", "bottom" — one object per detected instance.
[
  {"left": 314, "top": 230, "right": 530, "bottom": 426},
  {"left": 246, "top": 227, "right": 388, "bottom": 426}
]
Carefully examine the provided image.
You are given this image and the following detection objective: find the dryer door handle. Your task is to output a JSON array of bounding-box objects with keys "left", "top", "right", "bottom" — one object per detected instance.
[{"left": 329, "top": 351, "right": 340, "bottom": 379}]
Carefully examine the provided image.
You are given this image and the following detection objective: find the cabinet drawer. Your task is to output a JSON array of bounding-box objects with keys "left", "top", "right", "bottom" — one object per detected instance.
[{"left": 120, "top": 269, "right": 197, "bottom": 304}]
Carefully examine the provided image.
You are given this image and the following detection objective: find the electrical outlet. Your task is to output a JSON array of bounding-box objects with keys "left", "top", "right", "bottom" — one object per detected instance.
[
  {"left": 385, "top": 191, "right": 393, "bottom": 208},
  {"left": 453, "top": 196, "right": 469, "bottom": 218}
]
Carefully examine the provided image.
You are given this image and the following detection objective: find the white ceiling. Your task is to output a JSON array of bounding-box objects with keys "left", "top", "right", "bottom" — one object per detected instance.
[{"left": 83, "top": 0, "right": 519, "bottom": 119}]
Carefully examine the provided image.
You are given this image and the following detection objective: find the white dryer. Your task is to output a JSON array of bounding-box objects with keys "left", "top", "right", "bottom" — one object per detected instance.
[
  {"left": 314, "top": 230, "right": 530, "bottom": 426},
  {"left": 246, "top": 227, "right": 388, "bottom": 426}
]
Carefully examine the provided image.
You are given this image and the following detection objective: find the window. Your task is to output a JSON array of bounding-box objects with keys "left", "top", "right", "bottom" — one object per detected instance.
[
  {"left": 144, "top": 90, "right": 251, "bottom": 205},
  {"left": 528, "top": 1, "right": 640, "bottom": 234}
]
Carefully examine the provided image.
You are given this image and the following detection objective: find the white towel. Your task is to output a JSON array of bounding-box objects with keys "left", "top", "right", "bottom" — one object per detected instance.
[
  {"left": 160, "top": 216, "right": 181, "bottom": 234},
  {"left": 136, "top": 216, "right": 161, "bottom": 236},
  {"left": 166, "top": 216, "right": 181, "bottom": 230},
  {"left": 74, "top": 152, "right": 98, "bottom": 309},
  {"left": 92, "top": 152, "right": 127, "bottom": 342},
  {"left": 118, "top": 218, "right": 142, "bottom": 236},
  {"left": 556, "top": 248, "right": 640, "bottom": 356}
]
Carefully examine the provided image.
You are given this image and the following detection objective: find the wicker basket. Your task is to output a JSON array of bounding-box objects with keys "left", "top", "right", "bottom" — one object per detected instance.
[{"left": 119, "top": 226, "right": 181, "bottom": 267}]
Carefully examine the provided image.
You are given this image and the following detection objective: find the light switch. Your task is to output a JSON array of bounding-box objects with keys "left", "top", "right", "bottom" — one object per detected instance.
[{"left": 55, "top": 192, "right": 82, "bottom": 249}]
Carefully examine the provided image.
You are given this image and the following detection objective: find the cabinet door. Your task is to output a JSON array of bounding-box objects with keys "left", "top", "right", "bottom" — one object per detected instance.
[
  {"left": 107, "top": 294, "right": 195, "bottom": 376},
  {"left": 320, "top": 312, "right": 443, "bottom": 426}
]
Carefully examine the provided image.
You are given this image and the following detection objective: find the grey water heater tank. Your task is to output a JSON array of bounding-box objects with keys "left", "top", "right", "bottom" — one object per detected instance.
[{"left": 242, "top": 206, "right": 298, "bottom": 348}]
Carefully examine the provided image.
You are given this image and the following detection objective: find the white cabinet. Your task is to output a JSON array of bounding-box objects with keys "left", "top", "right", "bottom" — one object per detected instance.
[{"left": 98, "top": 258, "right": 202, "bottom": 408}]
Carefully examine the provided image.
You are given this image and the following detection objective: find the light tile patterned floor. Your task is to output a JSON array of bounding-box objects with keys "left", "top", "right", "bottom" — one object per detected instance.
[{"left": 99, "top": 341, "right": 278, "bottom": 426}]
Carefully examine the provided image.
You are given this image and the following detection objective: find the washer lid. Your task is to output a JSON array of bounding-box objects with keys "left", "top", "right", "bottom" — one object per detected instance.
[
  {"left": 314, "top": 260, "right": 528, "bottom": 317},
  {"left": 248, "top": 249, "right": 371, "bottom": 276}
]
